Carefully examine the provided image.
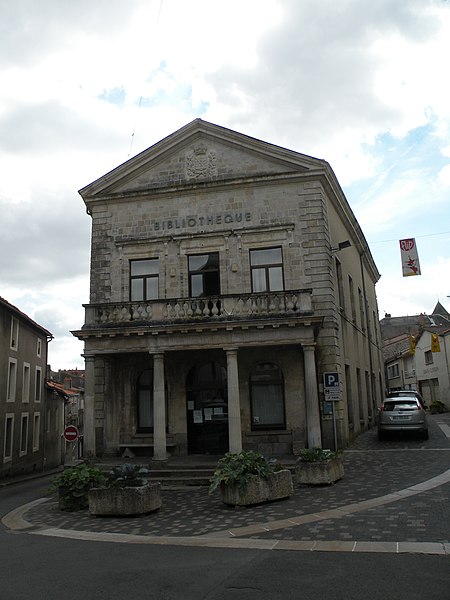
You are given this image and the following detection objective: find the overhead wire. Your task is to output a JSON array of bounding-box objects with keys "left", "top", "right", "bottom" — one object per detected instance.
[{"left": 369, "top": 230, "right": 450, "bottom": 245}]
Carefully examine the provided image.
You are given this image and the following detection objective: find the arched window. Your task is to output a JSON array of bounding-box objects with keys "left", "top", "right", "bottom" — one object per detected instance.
[
  {"left": 137, "top": 369, "right": 153, "bottom": 432},
  {"left": 250, "top": 363, "right": 285, "bottom": 430}
]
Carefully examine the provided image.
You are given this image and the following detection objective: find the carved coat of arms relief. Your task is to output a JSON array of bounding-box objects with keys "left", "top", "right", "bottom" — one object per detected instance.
[{"left": 185, "top": 144, "right": 217, "bottom": 179}]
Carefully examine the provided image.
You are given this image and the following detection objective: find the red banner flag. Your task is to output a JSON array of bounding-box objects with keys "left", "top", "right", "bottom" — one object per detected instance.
[{"left": 399, "top": 238, "right": 421, "bottom": 277}]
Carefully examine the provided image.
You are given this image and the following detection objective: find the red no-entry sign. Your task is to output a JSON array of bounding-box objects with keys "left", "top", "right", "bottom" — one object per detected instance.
[{"left": 63, "top": 426, "right": 79, "bottom": 442}]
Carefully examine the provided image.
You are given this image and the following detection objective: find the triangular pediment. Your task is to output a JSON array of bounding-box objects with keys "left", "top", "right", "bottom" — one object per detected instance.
[{"left": 79, "top": 119, "right": 327, "bottom": 199}]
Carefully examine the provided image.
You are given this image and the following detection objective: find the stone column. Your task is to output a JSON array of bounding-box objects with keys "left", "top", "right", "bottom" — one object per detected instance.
[
  {"left": 82, "top": 355, "right": 96, "bottom": 457},
  {"left": 152, "top": 352, "right": 168, "bottom": 461},
  {"left": 226, "top": 348, "right": 242, "bottom": 453},
  {"left": 303, "top": 345, "right": 322, "bottom": 448}
]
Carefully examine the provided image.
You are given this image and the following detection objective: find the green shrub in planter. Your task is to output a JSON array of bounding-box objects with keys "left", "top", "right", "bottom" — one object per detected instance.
[
  {"left": 209, "top": 451, "right": 278, "bottom": 493},
  {"left": 296, "top": 447, "right": 344, "bottom": 485},
  {"left": 107, "top": 463, "right": 149, "bottom": 487},
  {"left": 297, "top": 447, "right": 342, "bottom": 462},
  {"left": 51, "top": 464, "right": 107, "bottom": 511},
  {"left": 209, "top": 451, "right": 292, "bottom": 506}
]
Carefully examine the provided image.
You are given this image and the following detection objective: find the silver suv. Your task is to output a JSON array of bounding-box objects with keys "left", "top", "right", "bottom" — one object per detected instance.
[{"left": 378, "top": 396, "right": 429, "bottom": 440}]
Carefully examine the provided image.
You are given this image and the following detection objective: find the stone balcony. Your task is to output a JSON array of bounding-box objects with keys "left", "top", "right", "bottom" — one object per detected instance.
[{"left": 83, "top": 289, "right": 314, "bottom": 330}]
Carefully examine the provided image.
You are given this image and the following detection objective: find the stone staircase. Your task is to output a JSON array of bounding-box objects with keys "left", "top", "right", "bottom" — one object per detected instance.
[{"left": 94, "top": 455, "right": 297, "bottom": 488}]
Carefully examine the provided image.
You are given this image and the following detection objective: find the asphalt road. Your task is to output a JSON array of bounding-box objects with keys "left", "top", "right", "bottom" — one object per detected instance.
[
  {"left": 2, "top": 417, "right": 450, "bottom": 600},
  {"left": 0, "top": 510, "right": 449, "bottom": 600}
]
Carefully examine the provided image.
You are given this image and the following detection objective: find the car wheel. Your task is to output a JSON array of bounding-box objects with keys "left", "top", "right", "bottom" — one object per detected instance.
[{"left": 421, "top": 430, "right": 429, "bottom": 440}]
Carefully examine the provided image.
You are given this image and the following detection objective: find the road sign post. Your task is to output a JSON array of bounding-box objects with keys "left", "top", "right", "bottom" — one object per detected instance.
[
  {"left": 323, "top": 373, "right": 341, "bottom": 451},
  {"left": 63, "top": 426, "right": 79, "bottom": 443},
  {"left": 63, "top": 426, "right": 79, "bottom": 465}
]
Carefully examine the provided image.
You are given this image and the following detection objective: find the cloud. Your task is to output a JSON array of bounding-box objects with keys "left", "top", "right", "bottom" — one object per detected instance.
[
  {"left": 203, "top": 1, "right": 449, "bottom": 180},
  {"left": 438, "top": 164, "right": 450, "bottom": 189},
  {"left": 0, "top": 0, "right": 142, "bottom": 67},
  {"left": 1, "top": 0, "right": 450, "bottom": 368},
  {"left": 0, "top": 188, "right": 91, "bottom": 285},
  {"left": 376, "top": 256, "right": 450, "bottom": 317}
]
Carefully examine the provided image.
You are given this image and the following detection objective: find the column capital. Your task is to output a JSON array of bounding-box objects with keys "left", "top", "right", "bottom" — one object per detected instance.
[
  {"left": 224, "top": 347, "right": 239, "bottom": 354},
  {"left": 82, "top": 354, "right": 96, "bottom": 363},
  {"left": 302, "top": 343, "right": 316, "bottom": 352}
]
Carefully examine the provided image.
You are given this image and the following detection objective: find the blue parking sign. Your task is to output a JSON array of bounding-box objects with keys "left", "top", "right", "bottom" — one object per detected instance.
[{"left": 323, "top": 372, "right": 340, "bottom": 390}]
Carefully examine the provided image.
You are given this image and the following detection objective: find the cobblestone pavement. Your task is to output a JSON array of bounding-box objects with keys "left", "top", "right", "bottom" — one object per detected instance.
[{"left": 16, "top": 414, "right": 450, "bottom": 547}]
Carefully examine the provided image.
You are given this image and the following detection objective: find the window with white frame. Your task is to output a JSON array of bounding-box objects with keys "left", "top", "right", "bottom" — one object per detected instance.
[
  {"left": 10, "top": 317, "right": 19, "bottom": 350},
  {"left": 20, "top": 414, "right": 29, "bottom": 456},
  {"left": 22, "top": 363, "right": 30, "bottom": 403},
  {"left": 7, "top": 359, "right": 17, "bottom": 402},
  {"left": 32, "top": 413, "right": 40, "bottom": 451},
  {"left": 387, "top": 363, "right": 400, "bottom": 379},
  {"left": 37, "top": 337, "right": 42, "bottom": 357},
  {"left": 425, "top": 350, "right": 433, "bottom": 365},
  {"left": 35, "top": 367, "right": 42, "bottom": 403},
  {"left": 4, "top": 415, "right": 14, "bottom": 462}
]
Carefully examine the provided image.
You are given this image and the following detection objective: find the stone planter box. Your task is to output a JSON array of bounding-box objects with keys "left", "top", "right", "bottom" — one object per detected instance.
[
  {"left": 88, "top": 482, "right": 162, "bottom": 516},
  {"left": 295, "top": 458, "right": 344, "bottom": 486},
  {"left": 220, "top": 469, "right": 293, "bottom": 506}
]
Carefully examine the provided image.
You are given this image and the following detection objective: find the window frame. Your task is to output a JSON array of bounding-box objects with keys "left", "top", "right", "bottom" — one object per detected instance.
[
  {"left": 335, "top": 258, "right": 345, "bottom": 311},
  {"left": 7, "top": 358, "right": 17, "bottom": 402},
  {"left": 20, "top": 413, "right": 29, "bottom": 456},
  {"left": 387, "top": 363, "right": 400, "bottom": 379},
  {"left": 348, "top": 275, "right": 356, "bottom": 322},
  {"left": 22, "top": 363, "right": 30, "bottom": 403},
  {"left": 250, "top": 362, "right": 286, "bottom": 431},
  {"left": 130, "top": 258, "right": 159, "bottom": 302},
  {"left": 425, "top": 350, "right": 433, "bottom": 365},
  {"left": 137, "top": 369, "right": 154, "bottom": 433},
  {"left": 32, "top": 412, "right": 41, "bottom": 452},
  {"left": 10, "top": 317, "right": 19, "bottom": 350},
  {"left": 188, "top": 252, "right": 221, "bottom": 298},
  {"left": 3, "top": 414, "right": 14, "bottom": 462},
  {"left": 35, "top": 366, "right": 42, "bottom": 403},
  {"left": 250, "top": 247, "right": 284, "bottom": 293}
]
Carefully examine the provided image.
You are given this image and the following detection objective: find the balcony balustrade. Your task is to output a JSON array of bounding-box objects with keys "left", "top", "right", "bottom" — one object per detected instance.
[{"left": 84, "top": 290, "right": 313, "bottom": 328}]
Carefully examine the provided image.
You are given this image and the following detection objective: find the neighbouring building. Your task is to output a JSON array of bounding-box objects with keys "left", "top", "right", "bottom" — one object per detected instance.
[
  {"left": 49, "top": 368, "right": 85, "bottom": 453},
  {"left": 382, "top": 302, "right": 450, "bottom": 408},
  {"left": 0, "top": 297, "right": 54, "bottom": 478},
  {"left": 45, "top": 379, "right": 68, "bottom": 468},
  {"left": 72, "top": 119, "right": 385, "bottom": 459}
]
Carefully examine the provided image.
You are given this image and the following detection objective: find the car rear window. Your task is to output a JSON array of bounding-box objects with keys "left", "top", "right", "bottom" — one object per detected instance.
[{"left": 383, "top": 400, "right": 418, "bottom": 411}]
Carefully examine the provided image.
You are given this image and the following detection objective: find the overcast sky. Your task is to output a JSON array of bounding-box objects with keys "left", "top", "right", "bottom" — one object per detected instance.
[{"left": 1, "top": 0, "right": 450, "bottom": 370}]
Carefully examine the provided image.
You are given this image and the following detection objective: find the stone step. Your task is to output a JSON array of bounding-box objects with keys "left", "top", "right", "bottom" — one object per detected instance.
[
  {"left": 93, "top": 457, "right": 297, "bottom": 488},
  {"left": 148, "top": 475, "right": 212, "bottom": 488}
]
